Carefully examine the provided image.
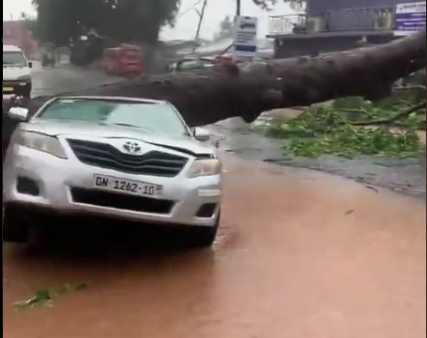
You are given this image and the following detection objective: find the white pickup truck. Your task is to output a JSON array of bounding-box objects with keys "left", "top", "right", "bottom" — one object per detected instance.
[{"left": 3, "top": 44, "right": 33, "bottom": 99}]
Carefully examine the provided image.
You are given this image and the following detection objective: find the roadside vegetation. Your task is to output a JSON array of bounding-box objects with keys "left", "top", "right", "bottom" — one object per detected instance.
[{"left": 255, "top": 70, "right": 426, "bottom": 158}]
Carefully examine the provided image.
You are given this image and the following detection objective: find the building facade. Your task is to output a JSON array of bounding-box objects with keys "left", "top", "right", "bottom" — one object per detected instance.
[{"left": 268, "top": 0, "right": 425, "bottom": 58}]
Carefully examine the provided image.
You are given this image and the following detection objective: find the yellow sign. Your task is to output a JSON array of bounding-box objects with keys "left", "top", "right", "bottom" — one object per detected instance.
[{"left": 3, "top": 87, "right": 13, "bottom": 92}]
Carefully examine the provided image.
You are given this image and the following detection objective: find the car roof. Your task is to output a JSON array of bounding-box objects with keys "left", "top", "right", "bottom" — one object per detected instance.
[
  {"left": 53, "top": 96, "right": 167, "bottom": 105},
  {"left": 3, "top": 45, "right": 23, "bottom": 52}
]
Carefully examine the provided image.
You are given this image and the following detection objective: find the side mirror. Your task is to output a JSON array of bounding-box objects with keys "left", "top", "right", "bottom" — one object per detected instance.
[
  {"left": 8, "top": 107, "right": 29, "bottom": 121},
  {"left": 28, "top": 61, "right": 33, "bottom": 68},
  {"left": 193, "top": 127, "right": 210, "bottom": 141}
]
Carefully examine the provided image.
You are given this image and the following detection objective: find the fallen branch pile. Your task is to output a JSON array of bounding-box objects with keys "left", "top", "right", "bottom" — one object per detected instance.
[{"left": 255, "top": 69, "right": 426, "bottom": 158}]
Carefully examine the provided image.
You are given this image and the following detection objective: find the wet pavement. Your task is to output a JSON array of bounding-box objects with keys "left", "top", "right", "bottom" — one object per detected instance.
[
  {"left": 3, "top": 66, "right": 426, "bottom": 338},
  {"left": 209, "top": 117, "right": 426, "bottom": 200},
  {"left": 3, "top": 159, "right": 426, "bottom": 338},
  {"left": 31, "top": 63, "right": 122, "bottom": 97}
]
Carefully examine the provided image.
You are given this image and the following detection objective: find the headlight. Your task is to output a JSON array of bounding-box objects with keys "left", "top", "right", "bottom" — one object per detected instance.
[
  {"left": 187, "top": 158, "right": 221, "bottom": 178},
  {"left": 16, "top": 131, "right": 68, "bottom": 159}
]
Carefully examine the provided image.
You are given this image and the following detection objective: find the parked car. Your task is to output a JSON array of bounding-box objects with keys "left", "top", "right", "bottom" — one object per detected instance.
[
  {"left": 41, "top": 52, "right": 56, "bottom": 67},
  {"left": 3, "top": 44, "right": 33, "bottom": 99},
  {"left": 3, "top": 96, "right": 222, "bottom": 247},
  {"left": 168, "top": 56, "right": 216, "bottom": 73}
]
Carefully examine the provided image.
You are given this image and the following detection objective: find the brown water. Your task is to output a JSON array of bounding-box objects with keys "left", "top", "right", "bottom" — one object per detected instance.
[{"left": 3, "top": 157, "right": 426, "bottom": 338}]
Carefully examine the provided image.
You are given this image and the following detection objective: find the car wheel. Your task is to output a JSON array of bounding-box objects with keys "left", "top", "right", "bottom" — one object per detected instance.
[
  {"left": 3, "top": 206, "right": 29, "bottom": 243},
  {"left": 20, "top": 89, "right": 31, "bottom": 100},
  {"left": 185, "top": 213, "right": 220, "bottom": 248}
]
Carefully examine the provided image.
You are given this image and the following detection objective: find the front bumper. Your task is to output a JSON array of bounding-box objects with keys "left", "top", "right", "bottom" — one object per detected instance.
[
  {"left": 3, "top": 145, "right": 221, "bottom": 227},
  {"left": 3, "top": 80, "right": 32, "bottom": 98}
]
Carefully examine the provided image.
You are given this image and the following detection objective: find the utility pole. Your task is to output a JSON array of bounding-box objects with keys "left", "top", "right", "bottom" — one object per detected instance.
[
  {"left": 236, "top": 0, "right": 241, "bottom": 16},
  {"left": 193, "top": 0, "right": 208, "bottom": 50}
]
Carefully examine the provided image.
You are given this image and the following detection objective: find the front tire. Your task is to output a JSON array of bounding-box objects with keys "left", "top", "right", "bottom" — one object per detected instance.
[
  {"left": 23, "top": 82, "right": 32, "bottom": 99},
  {"left": 3, "top": 206, "right": 29, "bottom": 243}
]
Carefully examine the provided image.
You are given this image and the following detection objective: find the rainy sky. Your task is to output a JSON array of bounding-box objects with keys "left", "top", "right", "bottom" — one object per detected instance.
[{"left": 3, "top": 0, "right": 297, "bottom": 39}]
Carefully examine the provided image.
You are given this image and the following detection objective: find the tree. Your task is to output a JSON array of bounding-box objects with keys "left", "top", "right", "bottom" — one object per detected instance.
[
  {"left": 20, "top": 14, "right": 39, "bottom": 39},
  {"left": 24, "top": 29, "right": 425, "bottom": 128},
  {"left": 213, "top": 16, "right": 233, "bottom": 40},
  {"left": 3, "top": 31, "right": 425, "bottom": 161},
  {"left": 30, "top": 0, "right": 181, "bottom": 45}
]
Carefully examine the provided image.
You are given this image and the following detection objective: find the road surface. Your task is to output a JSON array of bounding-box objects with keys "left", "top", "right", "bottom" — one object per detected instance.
[
  {"left": 31, "top": 63, "right": 122, "bottom": 97},
  {"left": 3, "top": 66, "right": 426, "bottom": 338}
]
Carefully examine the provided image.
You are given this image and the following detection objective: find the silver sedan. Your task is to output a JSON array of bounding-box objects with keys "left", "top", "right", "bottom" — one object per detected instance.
[{"left": 3, "top": 96, "right": 222, "bottom": 247}]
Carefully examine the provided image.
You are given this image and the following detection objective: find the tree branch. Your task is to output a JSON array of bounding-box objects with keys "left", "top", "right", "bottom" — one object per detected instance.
[
  {"left": 351, "top": 100, "right": 426, "bottom": 126},
  {"left": 393, "top": 84, "right": 426, "bottom": 91}
]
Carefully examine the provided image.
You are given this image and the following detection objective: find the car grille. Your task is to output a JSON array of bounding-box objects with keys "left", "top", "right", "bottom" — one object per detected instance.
[
  {"left": 70, "top": 187, "right": 174, "bottom": 214},
  {"left": 67, "top": 139, "right": 188, "bottom": 177}
]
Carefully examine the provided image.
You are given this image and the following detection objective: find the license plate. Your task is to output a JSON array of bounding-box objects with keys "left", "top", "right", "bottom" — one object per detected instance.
[
  {"left": 3, "top": 87, "right": 13, "bottom": 92},
  {"left": 93, "top": 174, "right": 162, "bottom": 197}
]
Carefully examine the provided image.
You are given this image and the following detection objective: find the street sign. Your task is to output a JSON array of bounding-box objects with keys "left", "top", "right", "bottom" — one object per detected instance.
[
  {"left": 232, "top": 16, "right": 258, "bottom": 61},
  {"left": 394, "top": 1, "right": 425, "bottom": 36}
]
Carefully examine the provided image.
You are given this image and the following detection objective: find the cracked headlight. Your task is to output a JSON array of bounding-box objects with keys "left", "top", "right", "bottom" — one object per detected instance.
[
  {"left": 187, "top": 158, "right": 221, "bottom": 178},
  {"left": 16, "top": 131, "right": 68, "bottom": 159}
]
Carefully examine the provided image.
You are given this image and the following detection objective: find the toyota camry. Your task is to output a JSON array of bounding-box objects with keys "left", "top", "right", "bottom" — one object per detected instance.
[{"left": 3, "top": 96, "right": 222, "bottom": 247}]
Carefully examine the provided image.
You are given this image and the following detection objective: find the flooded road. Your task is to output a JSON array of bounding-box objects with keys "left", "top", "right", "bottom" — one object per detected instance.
[
  {"left": 210, "top": 116, "right": 426, "bottom": 200},
  {"left": 3, "top": 66, "right": 426, "bottom": 337},
  {"left": 3, "top": 159, "right": 426, "bottom": 338},
  {"left": 31, "top": 63, "right": 121, "bottom": 97}
]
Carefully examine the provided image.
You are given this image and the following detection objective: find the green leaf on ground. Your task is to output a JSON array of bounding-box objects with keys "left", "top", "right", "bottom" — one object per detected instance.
[{"left": 13, "top": 283, "right": 87, "bottom": 309}]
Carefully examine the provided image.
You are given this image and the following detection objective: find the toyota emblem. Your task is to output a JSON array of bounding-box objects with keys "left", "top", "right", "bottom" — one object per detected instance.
[{"left": 122, "top": 141, "right": 143, "bottom": 155}]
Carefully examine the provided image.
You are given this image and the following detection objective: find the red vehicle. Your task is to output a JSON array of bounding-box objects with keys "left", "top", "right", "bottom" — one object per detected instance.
[
  {"left": 215, "top": 54, "right": 234, "bottom": 63},
  {"left": 102, "top": 45, "right": 143, "bottom": 77}
]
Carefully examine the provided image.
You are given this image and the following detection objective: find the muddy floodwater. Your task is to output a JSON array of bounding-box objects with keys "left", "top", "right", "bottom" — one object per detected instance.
[
  {"left": 3, "top": 157, "right": 426, "bottom": 338},
  {"left": 3, "top": 66, "right": 426, "bottom": 338}
]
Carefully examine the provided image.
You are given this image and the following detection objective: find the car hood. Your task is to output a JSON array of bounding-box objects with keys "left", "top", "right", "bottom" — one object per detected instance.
[
  {"left": 3, "top": 66, "right": 31, "bottom": 80},
  {"left": 23, "top": 119, "right": 215, "bottom": 156}
]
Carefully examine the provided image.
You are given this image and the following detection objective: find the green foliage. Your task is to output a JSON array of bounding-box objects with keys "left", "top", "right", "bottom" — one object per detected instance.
[
  {"left": 13, "top": 283, "right": 86, "bottom": 309},
  {"left": 29, "top": 0, "right": 304, "bottom": 44},
  {"left": 257, "top": 71, "right": 426, "bottom": 158},
  {"left": 30, "top": 0, "right": 181, "bottom": 45}
]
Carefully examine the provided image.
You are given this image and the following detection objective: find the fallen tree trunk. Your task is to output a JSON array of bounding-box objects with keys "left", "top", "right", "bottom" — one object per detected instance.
[
  {"left": 25, "top": 29, "right": 425, "bottom": 127},
  {"left": 4, "top": 30, "right": 424, "bottom": 160}
]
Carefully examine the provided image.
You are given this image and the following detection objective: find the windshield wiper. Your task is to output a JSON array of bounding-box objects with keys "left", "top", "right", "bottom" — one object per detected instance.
[{"left": 101, "top": 122, "right": 154, "bottom": 132}]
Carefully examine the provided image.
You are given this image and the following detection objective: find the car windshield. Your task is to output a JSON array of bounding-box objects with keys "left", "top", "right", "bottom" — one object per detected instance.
[
  {"left": 38, "top": 99, "right": 190, "bottom": 136},
  {"left": 3, "top": 51, "right": 27, "bottom": 67}
]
